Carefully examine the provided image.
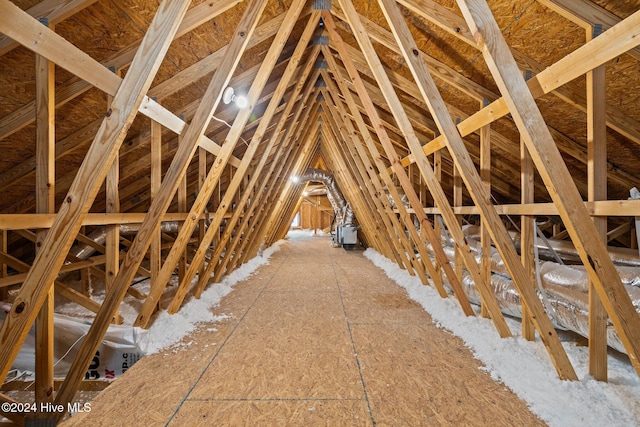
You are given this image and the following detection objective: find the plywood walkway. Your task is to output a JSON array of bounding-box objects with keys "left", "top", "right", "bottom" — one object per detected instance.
[{"left": 62, "top": 233, "right": 545, "bottom": 426}]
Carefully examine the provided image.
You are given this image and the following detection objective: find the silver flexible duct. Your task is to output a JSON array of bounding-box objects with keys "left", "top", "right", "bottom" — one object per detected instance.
[
  {"left": 463, "top": 224, "right": 640, "bottom": 267},
  {"left": 298, "top": 168, "right": 354, "bottom": 226},
  {"left": 428, "top": 226, "right": 640, "bottom": 354},
  {"left": 69, "top": 222, "right": 182, "bottom": 261}
]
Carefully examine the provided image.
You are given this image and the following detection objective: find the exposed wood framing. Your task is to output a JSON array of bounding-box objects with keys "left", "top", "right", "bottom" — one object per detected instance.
[
  {"left": 320, "top": 70, "right": 447, "bottom": 294},
  {"left": 536, "top": 0, "right": 640, "bottom": 61},
  {"left": 105, "top": 88, "right": 120, "bottom": 303},
  {"left": 0, "top": 0, "right": 192, "bottom": 409},
  {"left": 586, "top": 24, "right": 608, "bottom": 381},
  {"left": 150, "top": 119, "right": 163, "bottom": 314},
  {"left": 133, "top": 0, "right": 299, "bottom": 327},
  {"left": 321, "top": 106, "right": 413, "bottom": 273},
  {"left": 323, "top": 12, "right": 481, "bottom": 317},
  {"left": 0, "top": 0, "right": 99, "bottom": 56},
  {"left": 479, "top": 108, "right": 492, "bottom": 320},
  {"left": 206, "top": 59, "right": 323, "bottom": 288},
  {"left": 456, "top": 0, "right": 640, "bottom": 376},
  {"left": 392, "top": 4, "right": 640, "bottom": 184},
  {"left": 34, "top": 31, "right": 55, "bottom": 406},
  {"left": 0, "top": 0, "right": 637, "bottom": 402},
  {"left": 374, "top": 0, "right": 576, "bottom": 377},
  {"left": 398, "top": 0, "right": 640, "bottom": 147},
  {"left": 167, "top": 14, "right": 320, "bottom": 313},
  {"left": 261, "top": 116, "right": 322, "bottom": 248},
  {"left": 211, "top": 90, "right": 318, "bottom": 284},
  {"left": 520, "top": 137, "right": 536, "bottom": 341},
  {"left": 321, "top": 83, "right": 432, "bottom": 284},
  {"left": 0, "top": 0, "right": 241, "bottom": 168}
]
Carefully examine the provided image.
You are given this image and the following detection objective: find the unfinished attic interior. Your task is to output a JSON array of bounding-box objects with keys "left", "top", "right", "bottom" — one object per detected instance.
[{"left": 1, "top": 0, "right": 640, "bottom": 424}]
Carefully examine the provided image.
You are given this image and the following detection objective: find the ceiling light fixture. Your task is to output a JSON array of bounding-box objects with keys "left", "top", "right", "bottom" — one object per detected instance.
[{"left": 222, "top": 86, "right": 248, "bottom": 108}]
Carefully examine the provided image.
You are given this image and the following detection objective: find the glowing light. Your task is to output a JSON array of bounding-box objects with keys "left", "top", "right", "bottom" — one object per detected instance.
[
  {"left": 222, "top": 87, "right": 249, "bottom": 109},
  {"left": 235, "top": 95, "right": 248, "bottom": 109}
]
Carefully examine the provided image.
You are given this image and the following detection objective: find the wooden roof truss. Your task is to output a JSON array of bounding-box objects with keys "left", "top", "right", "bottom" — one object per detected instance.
[{"left": 1, "top": 0, "right": 640, "bottom": 421}]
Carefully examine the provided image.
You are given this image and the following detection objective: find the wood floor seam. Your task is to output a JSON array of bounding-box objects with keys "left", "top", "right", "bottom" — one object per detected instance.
[
  {"left": 163, "top": 254, "right": 289, "bottom": 426},
  {"left": 330, "top": 248, "right": 377, "bottom": 427},
  {"left": 59, "top": 235, "right": 547, "bottom": 426}
]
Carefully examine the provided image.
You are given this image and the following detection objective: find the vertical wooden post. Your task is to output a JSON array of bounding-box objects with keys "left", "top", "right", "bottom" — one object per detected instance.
[
  {"left": 479, "top": 116, "right": 492, "bottom": 319},
  {"left": 198, "top": 147, "right": 207, "bottom": 281},
  {"left": 521, "top": 137, "right": 536, "bottom": 340},
  {"left": 177, "top": 134, "right": 188, "bottom": 283},
  {"left": 313, "top": 196, "right": 318, "bottom": 235},
  {"left": 0, "top": 230, "right": 6, "bottom": 302},
  {"left": 150, "top": 120, "right": 162, "bottom": 298},
  {"left": 587, "top": 24, "right": 608, "bottom": 381},
  {"left": 35, "top": 25, "right": 55, "bottom": 404},
  {"left": 105, "top": 77, "right": 120, "bottom": 324},
  {"left": 453, "top": 165, "right": 463, "bottom": 278},
  {"left": 432, "top": 151, "right": 444, "bottom": 291}
]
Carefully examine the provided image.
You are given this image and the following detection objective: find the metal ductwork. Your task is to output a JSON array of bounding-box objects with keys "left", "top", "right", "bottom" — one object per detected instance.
[
  {"left": 428, "top": 225, "right": 640, "bottom": 355},
  {"left": 298, "top": 168, "right": 354, "bottom": 227},
  {"left": 69, "top": 222, "right": 183, "bottom": 261}
]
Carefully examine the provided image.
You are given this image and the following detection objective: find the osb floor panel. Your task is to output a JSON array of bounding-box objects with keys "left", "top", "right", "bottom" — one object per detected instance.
[{"left": 61, "top": 234, "right": 545, "bottom": 426}]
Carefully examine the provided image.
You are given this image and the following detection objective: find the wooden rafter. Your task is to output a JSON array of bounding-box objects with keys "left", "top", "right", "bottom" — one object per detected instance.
[
  {"left": 321, "top": 90, "right": 428, "bottom": 280},
  {"left": 323, "top": 13, "right": 483, "bottom": 318},
  {"left": 211, "top": 82, "right": 321, "bottom": 285},
  {"left": 456, "top": 0, "right": 640, "bottom": 376},
  {"left": 0, "top": 0, "right": 192, "bottom": 400},
  {"left": 167, "top": 15, "right": 321, "bottom": 314},
  {"left": 374, "top": 0, "right": 575, "bottom": 379}
]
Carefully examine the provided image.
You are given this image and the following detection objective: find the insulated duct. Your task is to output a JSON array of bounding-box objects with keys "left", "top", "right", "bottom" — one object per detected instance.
[
  {"left": 298, "top": 168, "right": 354, "bottom": 226},
  {"left": 69, "top": 222, "right": 182, "bottom": 261},
  {"left": 463, "top": 225, "right": 640, "bottom": 268},
  {"left": 429, "top": 225, "right": 640, "bottom": 355}
]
